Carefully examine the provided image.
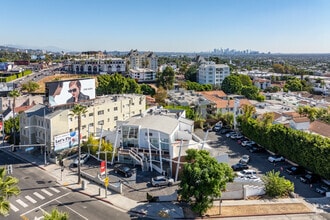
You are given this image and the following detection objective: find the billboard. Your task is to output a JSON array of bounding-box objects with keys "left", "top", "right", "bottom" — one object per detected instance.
[
  {"left": 46, "top": 78, "right": 95, "bottom": 107},
  {"left": 54, "top": 131, "right": 80, "bottom": 151}
]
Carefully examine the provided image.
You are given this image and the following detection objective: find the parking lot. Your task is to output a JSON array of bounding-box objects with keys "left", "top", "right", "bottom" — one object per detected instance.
[
  {"left": 66, "top": 128, "right": 325, "bottom": 202},
  {"left": 195, "top": 128, "right": 325, "bottom": 198}
]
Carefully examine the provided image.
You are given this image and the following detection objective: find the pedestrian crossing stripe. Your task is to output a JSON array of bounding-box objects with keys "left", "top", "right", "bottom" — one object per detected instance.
[
  {"left": 10, "top": 203, "right": 19, "bottom": 212},
  {"left": 33, "top": 192, "right": 45, "bottom": 200},
  {"left": 16, "top": 199, "right": 28, "bottom": 208},
  {"left": 41, "top": 189, "right": 53, "bottom": 196},
  {"left": 49, "top": 187, "right": 60, "bottom": 193},
  {"left": 25, "top": 196, "right": 37, "bottom": 204}
]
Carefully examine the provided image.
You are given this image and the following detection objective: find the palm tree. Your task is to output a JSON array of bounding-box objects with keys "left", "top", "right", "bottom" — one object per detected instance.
[
  {"left": 8, "top": 89, "right": 20, "bottom": 147},
  {"left": 69, "top": 104, "right": 87, "bottom": 184},
  {"left": 0, "top": 167, "right": 20, "bottom": 216},
  {"left": 44, "top": 208, "right": 69, "bottom": 220}
]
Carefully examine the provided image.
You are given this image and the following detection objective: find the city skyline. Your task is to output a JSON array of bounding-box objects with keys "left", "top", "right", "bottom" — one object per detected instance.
[{"left": 1, "top": 0, "right": 330, "bottom": 54}]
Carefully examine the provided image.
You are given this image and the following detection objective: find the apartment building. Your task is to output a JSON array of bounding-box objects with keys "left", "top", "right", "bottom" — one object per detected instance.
[
  {"left": 129, "top": 68, "right": 157, "bottom": 82},
  {"left": 127, "top": 49, "right": 158, "bottom": 72},
  {"left": 19, "top": 94, "right": 146, "bottom": 153},
  {"left": 198, "top": 62, "right": 230, "bottom": 86},
  {"left": 70, "top": 58, "right": 126, "bottom": 74}
]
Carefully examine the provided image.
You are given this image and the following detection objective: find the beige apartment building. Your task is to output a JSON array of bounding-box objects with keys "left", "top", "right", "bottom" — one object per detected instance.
[{"left": 19, "top": 94, "right": 146, "bottom": 153}]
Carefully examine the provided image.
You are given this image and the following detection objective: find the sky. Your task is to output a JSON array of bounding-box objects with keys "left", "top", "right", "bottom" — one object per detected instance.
[{"left": 1, "top": 0, "right": 330, "bottom": 53}]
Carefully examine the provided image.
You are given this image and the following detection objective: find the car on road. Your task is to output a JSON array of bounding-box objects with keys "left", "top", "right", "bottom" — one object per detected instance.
[
  {"left": 231, "top": 163, "right": 249, "bottom": 171},
  {"left": 268, "top": 155, "right": 285, "bottom": 163},
  {"left": 239, "top": 155, "right": 250, "bottom": 164},
  {"left": 236, "top": 169, "right": 257, "bottom": 178},
  {"left": 241, "top": 140, "right": 255, "bottom": 147},
  {"left": 73, "top": 154, "right": 90, "bottom": 166},
  {"left": 114, "top": 164, "right": 133, "bottom": 177},
  {"left": 285, "top": 166, "right": 305, "bottom": 175},
  {"left": 300, "top": 173, "right": 320, "bottom": 184},
  {"left": 151, "top": 176, "right": 174, "bottom": 187}
]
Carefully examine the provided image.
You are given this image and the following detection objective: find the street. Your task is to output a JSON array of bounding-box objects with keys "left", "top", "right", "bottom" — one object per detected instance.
[{"left": 0, "top": 150, "right": 131, "bottom": 220}]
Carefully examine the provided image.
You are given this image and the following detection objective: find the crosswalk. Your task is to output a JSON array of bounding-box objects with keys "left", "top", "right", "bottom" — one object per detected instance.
[{"left": 10, "top": 187, "right": 62, "bottom": 213}]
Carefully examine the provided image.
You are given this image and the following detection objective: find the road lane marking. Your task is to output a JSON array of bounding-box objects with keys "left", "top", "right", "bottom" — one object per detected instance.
[
  {"left": 33, "top": 192, "right": 45, "bottom": 200},
  {"left": 25, "top": 195, "right": 37, "bottom": 204},
  {"left": 49, "top": 187, "right": 60, "bottom": 193},
  {"left": 20, "top": 192, "right": 71, "bottom": 217},
  {"left": 16, "top": 199, "right": 28, "bottom": 208},
  {"left": 41, "top": 189, "right": 53, "bottom": 196},
  {"left": 10, "top": 203, "right": 19, "bottom": 212},
  {"left": 55, "top": 199, "right": 88, "bottom": 220}
]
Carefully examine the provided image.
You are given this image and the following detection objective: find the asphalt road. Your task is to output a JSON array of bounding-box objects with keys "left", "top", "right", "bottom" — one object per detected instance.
[
  {"left": 195, "top": 129, "right": 324, "bottom": 198},
  {"left": 0, "top": 150, "right": 131, "bottom": 220}
]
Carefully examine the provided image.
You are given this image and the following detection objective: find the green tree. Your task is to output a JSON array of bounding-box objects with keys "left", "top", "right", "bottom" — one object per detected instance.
[
  {"left": 184, "top": 65, "right": 198, "bottom": 82},
  {"left": 241, "top": 85, "right": 259, "bottom": 100},
  {"left": 0, "top": 167, "right": 20, "bottom": 216},
  {"left": 44, "top": 208, "right": 69, "bottom": 220},
  {"left": 284, "top": 78, "right": 303, "bottom": 92},
  {"left": 140, "top": 84, "right": 155, "bottom": 96},
  {"left": 238, "top": 74, "right": 252, "bottom": 86},
  {"left": 262, "top": 170, "right": 294, "bottom": 197},
  {"left": 69, "top": 104, "right": 87, "bottom": 184},
  {"left": 241, "top": 104, "right": 256, "bottom": 121},
  {"left": 21, "top": 81, "right": 40, "bottom": 93},
  {"left": 157, "top": 66, "right": 175, "bottom": 90},
  {"left": 272, "top": 64, "right": 285, "bottom": 73},
  {"left": 221, "top": 75, "right": 243, "bottom": 94},
  {"left": 179, "top": 149, "right": 234, "bottom": 216},
  {"left": 126, "top": 77, "right": 141, "bottom": 94}
]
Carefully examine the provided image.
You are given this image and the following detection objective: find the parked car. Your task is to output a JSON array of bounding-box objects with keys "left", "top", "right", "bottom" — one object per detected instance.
[
  {"left": 73, "top": 154, "right": 90, "bottom": 166},
  {"left": 285, "top": 166, "right": 305, "bottom": 175},
  {"left": 248, "top": 146, "right": 266, "bottom": 153},
  {"left": 231, "top": 163, "right": 249, "bottom": 171},
  {"left": 237, "top": 137, "right": 249, "bottom": 145},
  {"left": 230, "top": 134, "right": 243, "bottom": 139},
  {"left": 114, "top": 164, "right": 133, "bottom": 177},
  {"left": 315, "top": 185, "right": 329, "bottom": 195},
  {"left": 300, "top": 173, "right": 320, "bottom": 184},
  {"left": 151, "top": 176, "right": 174, "bottom": 187},
  {"left": 220, "top": 129, "right": 232, "bottom": 134},
  {"left": 241, "top": 140, "right": 255, "bottom": 147},
  {"left": 213, "top": 122, "right": 222, "bottom": 132},
  {"left": 239, "top": 155, "right": 250, "bottom": 164},
  {"left": 237, "top": 169, "right": 257, "bottom": 178},
  {"left": 226, "top": 131, "right": 237, "bottom": 137},
  {"left": 268, "top": 155, "right": 285, "bottom": 163}
]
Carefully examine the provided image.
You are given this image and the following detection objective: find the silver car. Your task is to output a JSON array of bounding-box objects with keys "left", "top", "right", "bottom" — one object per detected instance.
[{"left": 151, "top": 176, "right": 174, "bottom": 187}]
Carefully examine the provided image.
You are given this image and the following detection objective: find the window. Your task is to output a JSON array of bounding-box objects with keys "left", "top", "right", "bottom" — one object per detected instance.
[
  {"left": 98, "top": 110, "right": 104, "bottom": 115},
  {"left": 114, "top": 107, "right": 118, "bottom": 111},
  {"left": 89, "top": 113, "right": 94, "bottom": 117},
  {"left": 114, "top": 116, "right": 118, "bottom": 121},
  {"left": 89, "top": 123, "right": 94, "bottom": 127},
  {"left": 98, "top": 120, "right": 104, "bottom": 125}
]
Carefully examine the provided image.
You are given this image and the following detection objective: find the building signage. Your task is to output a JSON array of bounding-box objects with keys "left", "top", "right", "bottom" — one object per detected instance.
[{"left": 54, "top": 131, "right": 79, "bottom": 151}]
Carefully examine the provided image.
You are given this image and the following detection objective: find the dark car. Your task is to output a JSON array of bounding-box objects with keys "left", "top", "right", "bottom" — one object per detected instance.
[
  {"left": 285, "top": 166, "right": 305, "bottom": 175},
  {"left": 315, "top": 185, "right": 329, "bottom": 195},
  {"left": 114, "top": 164, "right": 133, "bottom": 177},
  {"left": 300, "top": 173, "right": 320, "bottom": 184},
  {"left": 248, "top": 146, "right": 266, "bottom": 153},
  {"left": 220, "top": 129, "right": 232, "bottom": 134},
  {"left": 231, "top": 163, "right": 249, "bottom": 171}
]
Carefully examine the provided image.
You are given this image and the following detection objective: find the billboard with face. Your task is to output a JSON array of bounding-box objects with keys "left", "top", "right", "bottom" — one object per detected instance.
[{"left": 46, "top": 78, "right": 95, "bottom": 107}]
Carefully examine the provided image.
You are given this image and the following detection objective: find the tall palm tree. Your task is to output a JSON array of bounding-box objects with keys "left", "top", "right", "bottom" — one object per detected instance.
[
  {"left": 8, "top": 89, "right": 20, "bottom": 147},
  {"left": 0, "top": 167, "right": 20, "bottom": 216},
  {"left": 44, "top": 208, "right": 69, "bottom": 220},
  {"left": 69, "top": 104, "right": 87, "bottom": 184}
]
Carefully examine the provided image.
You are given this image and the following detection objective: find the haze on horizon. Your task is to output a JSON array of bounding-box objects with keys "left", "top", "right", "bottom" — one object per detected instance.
[{"left": 1, "top": 0, "right": 329, "bottom": 54}]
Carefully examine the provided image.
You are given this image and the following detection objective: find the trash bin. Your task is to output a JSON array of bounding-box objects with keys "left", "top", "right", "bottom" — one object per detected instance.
[{"left": 82, "top": 180, "right": 87, "bottom": 189}]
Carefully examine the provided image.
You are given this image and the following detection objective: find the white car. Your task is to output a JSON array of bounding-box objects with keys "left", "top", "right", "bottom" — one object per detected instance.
[
  {"left": 241, "top": 140, "right": 255, "bottom": 147},
  {"left": 73, "top": 154, "right": 90, "bottom": 166},
  {"left": 236, "top": 169, "right": 257, "bottom": 178},
  {"left": 226, "top": 132, "right": 237, "bottom": 138},
  {"left": 239, "top": 155, "right": 250, "bottom": 164},
  {"left": 151, "top": 176, "right": 174, "bottom": 187},
  {"left": 268, "top": 155, "right": 285, "bottom": 163},
  {"left": 230, "top": 134, "right": 243, "bottom": 139}
]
